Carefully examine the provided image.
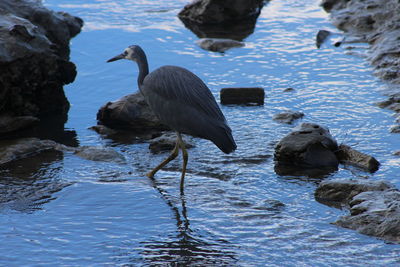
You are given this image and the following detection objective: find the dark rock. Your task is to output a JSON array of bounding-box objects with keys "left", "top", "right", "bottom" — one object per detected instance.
[
  {"left": 220, "top": 87, "right": 264, "bottom": 105},
  {"left": 178, "top": 0, "right": 265, "bottom": 41},
  {"left": 335, "top": 144, "right": 380, "bottom": 172},
  {"left": 394, "top": 151, "right": 400, "bottom": 156},
  {"left": 283, "top": 87, "right": 295, "bottom": 92},
  {"left": 315, "top": 178, "right": 400, "bottom": 242},
  {"left": 336, "top": 190, "right": 400, "bottom": 242},
  {"left": 74, "top": 146, "right": 126, "bottom": 163},
  {"left": 274, "top": 123, "right": 339, "bottom": 174},
  {"left": 272, "top": 111, "right": 304, "bottom": 124},
  {"left": 196, "top": 38, "right": 244, "bottom": 52},
  {"left": 316, "top": 29, "right": 331, "bottom": 48},
  {"left": 390, "top": 125, "right": 400, "bottom": 133},
  {"left": 315, "top": 179, "right": 393, "bottom": 205},
  {"left": 0, "top": 115, "right": 39, "bottom": 134},
  {"left": 0, "top": 138, "right": 62, "bottom": 165},
  {"left": 97, "top": 92, "right": 169, "bottom": 133},
  {"left": 0, "top": 0, "right": 83, "bottom": 137},
  {"left": 149, "top": 132, "right": 195, "bottom": 154}
]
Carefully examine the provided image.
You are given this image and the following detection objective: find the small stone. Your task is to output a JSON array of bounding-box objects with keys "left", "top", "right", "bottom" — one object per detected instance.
[
  {"left": 335, "top": 144, "right": 380, "bottom": 172},
  {"left": 149, "top": 133, "right": 194, "bottom": 154},
  {"left": 390, "top": 125, "right": 400, "bottom": 133},
  {"left": 283, "top": 87, "right": 295, "bottom": 92},
  {"left": 220, "top": 87, "right": 264, "bottom": 105},
  {"left": 272, "top": 111, "right": 304, "bottom": 124},
  {"left": 74, "top": 146, "right": 126, "bottom": 163},
  {"left": 196, "top": 38, "right": 244, "bottom": 53},
  {"left": 316, "top": 29, "right": 331, "bottom": 48}
]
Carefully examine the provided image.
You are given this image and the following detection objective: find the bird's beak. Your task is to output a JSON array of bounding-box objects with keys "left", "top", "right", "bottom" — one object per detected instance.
[{"left": 107, "top": 53, "right": 125, "bottom": 62}]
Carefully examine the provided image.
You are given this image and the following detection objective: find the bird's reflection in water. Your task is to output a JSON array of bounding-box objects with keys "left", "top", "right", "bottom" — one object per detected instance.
[{"left": 138, "top": 176, "right": 238, "bottom": 266}]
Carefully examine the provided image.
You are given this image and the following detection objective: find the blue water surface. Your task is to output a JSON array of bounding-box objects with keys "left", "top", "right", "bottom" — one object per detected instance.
[{"left": 1, "top": 0, "right": 400, "bottom": 266}]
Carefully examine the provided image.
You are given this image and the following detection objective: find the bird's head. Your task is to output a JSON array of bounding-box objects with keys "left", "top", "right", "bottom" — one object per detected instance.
[{"left": 107, "top": 45, "right": 143, "bottom": 63}]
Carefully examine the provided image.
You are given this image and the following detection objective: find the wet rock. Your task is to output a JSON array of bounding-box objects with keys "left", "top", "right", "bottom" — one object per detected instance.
[
  {"left": 178, "top": 0, "right": 265, "bottom": 41},
  {"left": 274, "top": 123, "right": 339, "bottom": 174},
  {"left": 272, "top": 111, "right": 304, "bottom": 124},
  {"left": 394, "top": 151, "right": 400, "bottom": 156},
  {"left": 196, "top": 38, "right": 244, "bottom": 52},
  {"left": 0, "top": 0, "right": 83, "bottom": 137},
  {"left": 97, "top": 92, "right": 169, "bottom": 133},
  {"left": 322, "top": 0, "right": 400, "bottom": 84},
  {"left": 0, "top": 115, "right": 40, "bottom": 134},
  {"left": 220, "top": 87, "right": 264, "bottom": 105},
  {"left": 335, "top": 144, "right": 380, "bottom": 172},
  {"left": 149, "top": 132, "right": 195, "bottom": 154},
  {"left": 316, "top": 179, "right": 400, "bottom": 242},
  {"left": 316, "top": 29, "right": 331, "bottom": 48},
  {"left": 283, "top": 87, "right": 295, "bottom": 92},
  {"left": 315, "top": 179, "right": 393, "bottom": 205},
  {"left": 74, "top": 146, "right": 126, "bottom": 163},
  {"left": 390, "top": 125, "right": 400, "bottom": 133},
  {"left": 0, "top": 138, "right": 62, "bottom": 165},
  {"left": 337, "top": 190, "right": 400, "bottom": 242}
]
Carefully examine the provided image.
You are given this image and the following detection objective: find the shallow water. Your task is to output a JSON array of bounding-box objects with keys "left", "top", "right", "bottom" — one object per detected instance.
[{"left": 1, "top": 0, "right": 400, "bottom": 265}]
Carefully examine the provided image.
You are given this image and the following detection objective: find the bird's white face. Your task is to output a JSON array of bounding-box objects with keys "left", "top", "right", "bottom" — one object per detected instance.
[{"left": 124, "top": 47, "right": 136, "bottom": 61}]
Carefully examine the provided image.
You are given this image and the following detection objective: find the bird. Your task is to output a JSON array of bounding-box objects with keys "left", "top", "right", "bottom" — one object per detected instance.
[{"left": 107, "top": 45, "right": 236, "bottom": 191}]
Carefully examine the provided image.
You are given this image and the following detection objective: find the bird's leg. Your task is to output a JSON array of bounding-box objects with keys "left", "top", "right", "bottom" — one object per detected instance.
[
  {"left": 146, "top": 136, "right": 180, "bottom": 178},
  {"left": 177, "top": 133, "right": 188, "bottom": 192}
]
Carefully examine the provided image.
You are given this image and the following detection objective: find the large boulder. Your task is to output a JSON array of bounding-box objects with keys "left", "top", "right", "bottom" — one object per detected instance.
[
  {"left": 97, "top": 92, "right": 169, "bottom": 134},
  {"left": 178, "top": 0, "right": 266, "bottom": 41},
  {"left": 0, "top": 0, "right": 83, "bottom": 136},
  {"left": 315, "top": 179, "right": 400, "bottom": 242},
  {"left": 274, "top": 123, "right": 339, "bottom": 175}
]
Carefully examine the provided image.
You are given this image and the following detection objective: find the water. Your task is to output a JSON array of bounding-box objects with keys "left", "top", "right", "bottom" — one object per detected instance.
[{"left": 1, "top": 0, "right": 400, "bottom": 265}]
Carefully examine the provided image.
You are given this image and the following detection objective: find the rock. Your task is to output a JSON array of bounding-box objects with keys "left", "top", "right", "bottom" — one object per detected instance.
[
  {"left": 315, "top": 179, "right": 393, "bottom": 205},
  {"left": 0, "top": 138, "right": 62, "bottom": 165},
  {"left": 316, "top": 29, "right": 331, "bottom": 48},
  {"left": 74, "top": 146, "right": 126, "bottom": 163},
  {"left": 336, "top": 190, "right": 400, "bottom": 242},
  {"left": 178, "top": 0, "right": 265, "bottom": 40},
  {"left": 322, "top": 0, "right": 400, "bottom": 84},
  {"left": 97, "top": 92, "right": 169, "bottom": 133},
  {"left": 0, "top": 115, "right": 39, "bottom": 134},
  {"left": 220, "top": 87, "right": 264, "bottom": 105},
  {"left": 390, "top": 125, "right": 400, "bottom": 133},
  {"left": 196, "top": 38, "right": 244, "bottom": 52},
  {"left": 0, "top": 0, "right": 83, "bottom": 137},
  {"left": 272, "top": 111, "right": 304, "bottom": 124},
  {"left": 283, "top": 87, "right": 295, "bottom": 92},
  {"left": 394, "top": 151, "right": 400, "bottom": 156},
  {"left": 335, "top": 144, "right": 380, "bottom": 172},
  {"left": 315, "top": 178, "right": 400, "bottom": 242},
  {"left": 274, "top": 123, "right": 339, "bottom": 174},
  {"left": 149, "top": 132, "right": 195, "bottom": 154}
]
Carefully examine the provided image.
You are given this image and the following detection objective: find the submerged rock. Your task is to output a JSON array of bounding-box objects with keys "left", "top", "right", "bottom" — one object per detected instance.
[
  {"left": 74, "top": 146, "right": 126, "bottom": 163},
  {"left": 316, "top": 178, "right": 400, "bottom": 242},
  {"left": 0, "top": 0, "right": 83, "bottom": 137},
  {"left": 196, "top": 38, "right": 244, "bottom": 52},
  {"left": 274, "top": 123, "right": 339, "bottom": 175},
  {"left": 316, "top": 29, "right": 331, "bottom": 48},
  {"left": 272, "top": 111, "right": 304, "bottom": 124},
  {"left": 149, "top": 132, "right": 195, "bottom": 154},
  {"left": 220, "top": 87, "right": 265, "bottom": 105},
  {"left": 97, "top": 92, "right": 169, "bottom": 133}
]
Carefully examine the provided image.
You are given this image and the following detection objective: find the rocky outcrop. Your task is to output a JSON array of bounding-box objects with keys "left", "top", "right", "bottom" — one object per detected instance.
[
  {"left": 220, "top": 87, "right": 265, "bottom": 105},
  {"left": 0, "top": 0, "right": 83, "bottom": 136},
  {"left": 315, "top": 179, "right": 400, "bottom": 242},
  {"left": 274, "top": 123, "right": 339, "bottom": 175},
  {"left": 97, "top": 92, "right": 168, "bottom": 133},
  {"left": 178, "top": 0, "right": 266, "bottom": 41}
]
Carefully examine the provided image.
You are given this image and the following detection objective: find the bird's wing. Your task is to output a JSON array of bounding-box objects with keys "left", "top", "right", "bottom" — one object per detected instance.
[{"left": 141, "top": 65, "right": 226, "bottom": 122}]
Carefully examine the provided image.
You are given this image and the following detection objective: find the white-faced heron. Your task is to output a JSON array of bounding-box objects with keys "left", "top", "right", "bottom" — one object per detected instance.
[{"left": 107, "top": 45, "right": 236, "bottom": 191}]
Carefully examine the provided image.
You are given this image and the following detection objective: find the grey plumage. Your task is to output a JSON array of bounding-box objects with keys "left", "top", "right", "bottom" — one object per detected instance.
[{"left": 107, "top": 45, "right": 236, "bottom": 191}]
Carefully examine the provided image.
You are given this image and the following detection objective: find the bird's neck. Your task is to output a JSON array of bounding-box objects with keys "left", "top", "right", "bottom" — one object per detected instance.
[{"left": 136, "top": 52, "right": 149, "bottom": 88}]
